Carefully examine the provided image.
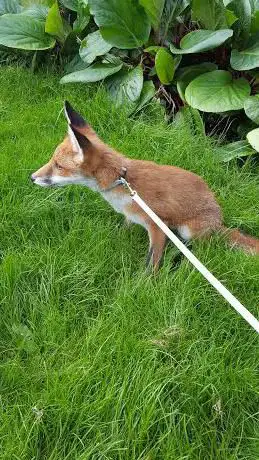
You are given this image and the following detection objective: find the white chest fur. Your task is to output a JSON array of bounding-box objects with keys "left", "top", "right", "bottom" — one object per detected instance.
[
  {"left": 101, "top": 190, "right": 131, "bottom": 214},
  {"left": 101, "top": 190, "right": 147, "bottom": 230},
  {"left": 79, "top": 178, "right": 147, "bottom": 230}
]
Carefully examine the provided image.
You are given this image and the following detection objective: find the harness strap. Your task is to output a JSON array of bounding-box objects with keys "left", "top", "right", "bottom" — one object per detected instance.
[
  {"left": 101, "top": 167, "right": 128, "bottom": 193},
  {"left": 101, "top": 178, "right": 125, "bottom": 192}
]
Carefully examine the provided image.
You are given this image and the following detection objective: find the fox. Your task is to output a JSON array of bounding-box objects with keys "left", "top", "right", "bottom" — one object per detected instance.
[{"left": 31, "top": 101, "right": 259, "bottom": 269}]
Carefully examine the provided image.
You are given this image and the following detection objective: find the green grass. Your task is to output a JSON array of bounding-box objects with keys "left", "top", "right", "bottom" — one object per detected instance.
[{"left": 0, "top": 66, "right": 259, "bottom": 460}]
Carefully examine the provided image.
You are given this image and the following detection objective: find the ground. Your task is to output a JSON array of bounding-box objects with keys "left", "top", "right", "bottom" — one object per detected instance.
[{"left": 0, "top": 67, "right": 259, "bottom": 460}]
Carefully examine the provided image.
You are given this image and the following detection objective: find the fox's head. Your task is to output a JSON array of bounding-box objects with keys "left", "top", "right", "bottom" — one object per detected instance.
[{"left": 31, "top": 101, "right": 104, "bottom": 187}]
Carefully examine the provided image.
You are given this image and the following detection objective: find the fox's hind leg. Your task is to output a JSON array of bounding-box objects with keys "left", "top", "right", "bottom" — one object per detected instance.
[
  {"left": 177, "top": 215, "right": 222, "bottom": 242},
  {"left": 147, "top": 222, "right": 167, "bottom": 270}
]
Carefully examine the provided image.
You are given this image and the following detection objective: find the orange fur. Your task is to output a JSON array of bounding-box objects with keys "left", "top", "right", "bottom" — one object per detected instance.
[{"left": 31, "top": 102, "right": 259, "bottom": 269}]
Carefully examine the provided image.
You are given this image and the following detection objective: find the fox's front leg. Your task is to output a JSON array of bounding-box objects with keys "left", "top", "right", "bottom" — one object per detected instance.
[{"left": 146, "top": 222, "right": 167, "bottom": 270}]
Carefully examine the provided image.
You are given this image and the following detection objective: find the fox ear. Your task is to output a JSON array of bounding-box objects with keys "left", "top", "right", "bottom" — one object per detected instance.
[
  {"left": 65, "top": 101, "right": 91, "bottom": 162},
  {"left": 68, "top": 125, "right": 91, "bottom": 163},
  {"left": 64, "top": 100, "right": 101, "bottom": 147},
  {"left": 64, "top": 100, "right": 88, "bottom": 128}
]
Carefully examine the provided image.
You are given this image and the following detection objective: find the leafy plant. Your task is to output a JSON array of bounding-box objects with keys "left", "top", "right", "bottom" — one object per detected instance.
[
  {"left": 58, "top": 0, "right": 259, "bottom": 146},
  {"left": 155, "top": 48, "right": 175, "bottom": 85},
  {"left": 0, "top": 13, "right": 55, "bottom": 49},
  {"left": 1, "top": 0, "right": 259, "bottom": 155},
  {"left": 88, "top": 0, "right": 150, "bottom": 48},
  {"left": 185, "top": 70, "right": 250, "bottom": 112},
  {"left": 169, "top": 29, "right": 233, "bottom": 54},
  {"left": 0, "top": 0, "right": 90, "bottom": 60},
  {"left": 60, "top": 60, "right": 123, "bottom": 83}
]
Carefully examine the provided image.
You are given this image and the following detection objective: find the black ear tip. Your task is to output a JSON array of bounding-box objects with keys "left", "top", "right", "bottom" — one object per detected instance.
[{"left": 63, "top": 100, "right": 87, "bottom": 127}]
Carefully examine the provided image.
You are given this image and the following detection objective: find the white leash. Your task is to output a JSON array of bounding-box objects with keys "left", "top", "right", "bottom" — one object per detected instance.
[{"left": 120, "top": 178, "right": 259, "bottom": 334}]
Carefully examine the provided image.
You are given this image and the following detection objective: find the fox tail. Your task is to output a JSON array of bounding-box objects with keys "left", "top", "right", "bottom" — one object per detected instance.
[{"left": 223, "top": 227, "right": 259, "bottom": 255}]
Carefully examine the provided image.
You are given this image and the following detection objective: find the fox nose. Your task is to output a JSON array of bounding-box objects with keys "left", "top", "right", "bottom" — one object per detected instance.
[{"left": 31, "top": 173, "right": 36, "bottom": 182}]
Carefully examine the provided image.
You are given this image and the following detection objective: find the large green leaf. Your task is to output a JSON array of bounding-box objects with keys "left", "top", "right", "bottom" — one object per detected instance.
[
  {"left": 60, "top": 62, "right": 122, "bottom": 84},
  {"left": 88, "top": 0, "right": 151, "bottom": 49},
  {"left": 192, "top": 0, "right": 228, "bottom": 30},
  {"left": 45, "top": 0, "right": 70, "bottom": 43},
  {"left": 231, "top": 33, "right": 259, "bottom": 70},
  {"left": 169, "top": 29, "right": 233, "bottom": 54},
  {"left": 0, "top": 0, "right": 21, "bottom": 15},
  {"left": 155, "top": 48, "right": 175, "bottom": 84},
  {"left": 176, "top": 62, "right": 217, "bottom": 101},
  {"left": 244, "top": 95, "right": 259, "bottom": 124},
  {"left": 185, "top": 70, "right": 250, "bottom": 112},
  {"left": 73, "top": 14, "right": 90, "bottom": 33},
  {"left": 139, "top": 0, "right": 165, "bottom": 30},
  {"left": 61, "top": 0, "right": 78, "bottom": 11},
  {"left": 106, "top": 65, "right": 143, "bottom": 106},
  {"left": 21, "top": 5, "right": 49, "bottom": 21},
  {"left": 216, "top": 140, "right": 255, "bottom": 161},
  {"left": 131, "top": 80, "right": 156, "bottom": 114},
  {"left": 0, "top": 14, "right": 55, "bottom": 49},
  {"left": 73, "top": 2, "right": 90, "bottom": 32},
  {"left": 145, "top": 45, "right": 182, "bottom": 67},
  {"left": 247, "top": 127, "right": 259, "bottom": 151},
  {"left": 160, "top": 0, "right": 190, "bottom": 41},
  {"left": 79, "top": 30, "right": 111, "bottom": 64},
  {"left": 227, "top": 0, "right": 252, "bottom": 42}
]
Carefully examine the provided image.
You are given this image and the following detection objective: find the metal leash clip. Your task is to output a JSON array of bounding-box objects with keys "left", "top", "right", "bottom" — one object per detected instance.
[
  {"left": 118, "top": 167, "right": 135, "bottom": 196},
  {"left": 119, "top": 177, "right": 136, "bottom": 196}
]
